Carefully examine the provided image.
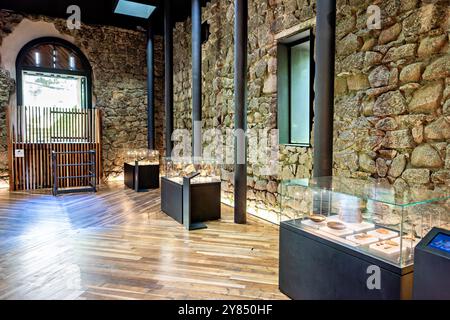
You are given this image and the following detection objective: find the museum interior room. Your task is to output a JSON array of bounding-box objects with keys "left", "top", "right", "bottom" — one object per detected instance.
[{"left": 0, "top": 0, "right": 449, "bottom": 301}]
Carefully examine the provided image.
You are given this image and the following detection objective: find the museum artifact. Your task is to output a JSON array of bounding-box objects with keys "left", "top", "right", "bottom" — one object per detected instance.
[
  {"left": 327, "top": 221, "right": 346, "bottom": 230},
  {"left": 309, "top": 214, "right": 326, "bottom": 223}
]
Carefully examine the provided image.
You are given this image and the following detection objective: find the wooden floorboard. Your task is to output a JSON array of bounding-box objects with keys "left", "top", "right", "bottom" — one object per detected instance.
[{"left": 0, "top": 183, "right": 287, "bottom": 300}]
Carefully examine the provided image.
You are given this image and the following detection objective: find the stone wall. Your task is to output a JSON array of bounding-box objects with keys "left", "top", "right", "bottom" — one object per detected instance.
[
  {"left": 172, "top": 0, "right": 317, "bottom": 223},
  {"left": 0, "top": 9, "right": 164, "bottom": 184},
  {"left": 1, "top": 0, "right": 447, "bottom": 220},
  {"left": 172, "top": 0, "right": 449, "bottom": 223},
  {"left": 333, "top": 0, "right": 449, "bottom": 193}
]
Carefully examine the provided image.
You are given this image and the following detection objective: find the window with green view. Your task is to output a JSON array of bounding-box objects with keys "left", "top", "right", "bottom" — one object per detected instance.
[{"left": 277, "top": 31, "right": 314, "bottom": 146}]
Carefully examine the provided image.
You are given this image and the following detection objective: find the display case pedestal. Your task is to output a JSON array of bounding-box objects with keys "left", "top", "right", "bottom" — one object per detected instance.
[
  {"left": 161, "top": 177, "right": 221, "bottom": 225},
  {"left": 279, "top": 220, "right": 414, "bottom": 300},
  {"left": 124, "top": 162, "right": 160, "bottom": 191}
]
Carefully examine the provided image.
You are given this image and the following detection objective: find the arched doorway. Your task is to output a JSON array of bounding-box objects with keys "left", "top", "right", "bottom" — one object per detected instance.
[{"left": 8, "top": 37, "right": 101, "bottom": 191}]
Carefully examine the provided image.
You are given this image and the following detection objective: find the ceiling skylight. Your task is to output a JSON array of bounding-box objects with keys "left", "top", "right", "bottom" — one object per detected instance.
[{"left": 114, "top": 0, "right": 156, "bottom": 19}]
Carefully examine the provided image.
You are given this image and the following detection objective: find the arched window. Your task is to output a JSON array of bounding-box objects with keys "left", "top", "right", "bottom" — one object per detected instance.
[{"left": 16, "top": 37, "right": 92, "bottom": 108}]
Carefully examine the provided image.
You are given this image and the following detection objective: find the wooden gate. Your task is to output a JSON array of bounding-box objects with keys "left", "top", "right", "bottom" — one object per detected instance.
[{"left": 7, "top": 105, "right": 102, "bottom": 191}]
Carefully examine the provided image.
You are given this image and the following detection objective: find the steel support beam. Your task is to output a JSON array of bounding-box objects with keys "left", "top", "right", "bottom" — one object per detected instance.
[
  {"left": 313, "top": 0, "right": 336, "bottom": 178},
  {"left": 192, "top": 0, "right": 202, "bottom": 159},
  {"left": 146, "top": 24, "right": 155, "bottom": 150},
  {"left": 164, "top": 0, "right": 174, "bottom": 158},
  {"left": 234, "top": 0, "right": 248, "bottom": 224}
]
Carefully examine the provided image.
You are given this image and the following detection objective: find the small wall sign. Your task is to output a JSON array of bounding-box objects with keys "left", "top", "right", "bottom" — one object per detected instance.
[{"left": 15, "top": 149, "right": 25, "bottom": 158}]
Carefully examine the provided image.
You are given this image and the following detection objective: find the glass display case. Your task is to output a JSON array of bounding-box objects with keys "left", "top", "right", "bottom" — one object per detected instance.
[
  {"left": 125, "top": 148, "right": 159, "bottom": 165},
  {"left": 163, "top": 157, "right": 221, "bottom": 185},
  {"left": 160, "top": 158, "right": 222, "bottom": 225},
  {"left": 280, "top": 177, "right": 450, "bottom": 268}
]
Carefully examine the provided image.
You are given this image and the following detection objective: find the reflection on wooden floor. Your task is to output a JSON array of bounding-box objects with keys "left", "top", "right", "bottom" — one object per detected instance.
[{"left": 0, "top": 183, "right": 287, "bottom": 300}]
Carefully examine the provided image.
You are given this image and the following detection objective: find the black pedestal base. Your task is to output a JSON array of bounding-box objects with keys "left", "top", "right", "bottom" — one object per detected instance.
[
  {"left": 279, "top": 221, "right": 413, "bottom": 300},
  {"left": 124, "top": 162, "right": 160, "bottom": 191}
]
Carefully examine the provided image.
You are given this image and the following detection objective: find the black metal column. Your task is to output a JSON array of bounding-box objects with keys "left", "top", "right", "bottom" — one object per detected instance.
[
  {"left": 192, "top": 0, "right": 202, "bottom": 159},
  {"left": 313, "top": 0, "right": 336, "bottom": 178},
  {"left": 146, "top": 25, "right": 155, "bottom": 150},
  {"left": 234, "top": 0, "right": 247, "bottom": 224},
  {"left": 164, "top": 0, "right": 174, "bottom": 158}
]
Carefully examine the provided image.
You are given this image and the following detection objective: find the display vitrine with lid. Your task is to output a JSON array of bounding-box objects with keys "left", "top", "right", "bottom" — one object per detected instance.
[
  {"left": 124, "top": 149, "right": 160, "bottom": 191},
  {"left": 163, "top": 158, "right": 221, "bottom": 185},
  {"left": 279, "top": 177, "right": 450, "bottom": 300},
  {"left": 161, "top": 158, "right": 221, "bottom": 225}
]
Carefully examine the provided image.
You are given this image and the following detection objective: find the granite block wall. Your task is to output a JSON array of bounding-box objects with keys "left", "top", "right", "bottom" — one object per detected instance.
[
  {"left": 171, "top": 0, "right": 449, "bottom": 223},
  {"left": 334, "top": 0, "right": 449, "bottom": 195}
]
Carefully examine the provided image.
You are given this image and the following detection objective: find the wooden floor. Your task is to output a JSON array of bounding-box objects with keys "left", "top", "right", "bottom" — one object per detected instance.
[{"left": 0, "top": 183, "right": 287, "bottom": 300}]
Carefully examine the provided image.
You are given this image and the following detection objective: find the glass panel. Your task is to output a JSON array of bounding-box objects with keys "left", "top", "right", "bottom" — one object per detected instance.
[
  {"left": 280, "top": 179, "right": 450, "bottom": 268},
  {"left": 163, "top": 158, "right": 221, "bottom": 185},
  {"left": 282, "top": 176, "right": 450, "bottom": 207},
  {"left": 21, "top": 70, "right": 89, "bottom": 143},
  {"left": 289, "top": 40, "right": 310, "bottom": 145},
  {"left": 125, "top": 149, "right": 160, "bottom": 165}
]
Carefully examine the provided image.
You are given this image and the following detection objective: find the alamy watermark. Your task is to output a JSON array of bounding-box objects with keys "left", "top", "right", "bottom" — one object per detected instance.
[
  {"left": 169, "top": 122, "right": 279, "bottom": 175},
  {"left": 367, "top": 5, "right": 382, "bottom": 30},
  {"left": 66, "top": 5, "right": 81, "bottom": 30},
  {"left": 367, "top": 265, "right": 381, "bottom": 290}
]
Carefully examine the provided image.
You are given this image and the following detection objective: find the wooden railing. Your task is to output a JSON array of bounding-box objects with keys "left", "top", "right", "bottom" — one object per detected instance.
[{"left": 7, "top": 106, "right": 102, "bottom": 191}]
